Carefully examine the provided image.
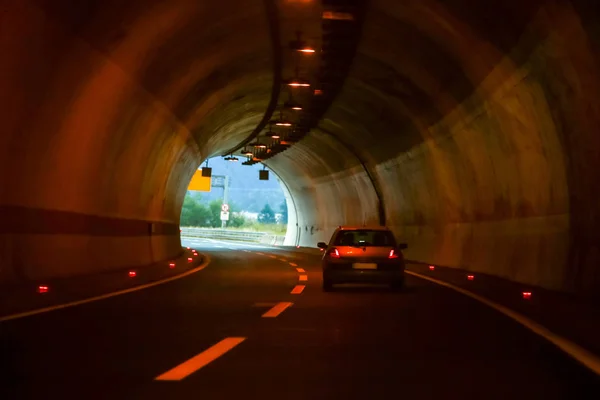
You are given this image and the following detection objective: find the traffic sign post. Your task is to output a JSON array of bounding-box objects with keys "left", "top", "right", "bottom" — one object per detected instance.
[{"left": 211, "top": 175, "right": 230, "bottom": 228}]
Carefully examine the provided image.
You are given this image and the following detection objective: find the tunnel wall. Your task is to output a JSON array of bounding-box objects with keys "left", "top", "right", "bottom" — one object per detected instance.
[
  {"left": 1, "top": 0, "right": 599, "bottom": 296},
  {"left": 0, "top": 0, "right": 272, "bottom": 283},
  {"left": 272, "top": 0, "right": 600, "bottom": 295}
]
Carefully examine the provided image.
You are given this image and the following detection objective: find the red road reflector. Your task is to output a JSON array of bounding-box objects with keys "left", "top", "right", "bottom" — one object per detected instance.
[
  {"left": 186, "top": 247, "right": 190, "bottom": 250},
  {"left": 37, "top": 285, "right": 49, "bottom": 294},
  {"left": 169, "top": 262, "right": 176, "bottom": 269},
  {"left": 187, "top": 257, "right": 193, "bottom": 262},
  {"left": 429, "top": 265, "right": 435, "bottom": 271},
  {"left": 128, "top": 271, "right": 137, "bottom": 278},
  {"left": 467, "top": 275, "right": 474, "bottom": 281},
  {"left": 296, "top": 246, "right": 300, "bottom": 248},
  {"left": 522, "top": 292, "right": 532, "bottom": 300}
]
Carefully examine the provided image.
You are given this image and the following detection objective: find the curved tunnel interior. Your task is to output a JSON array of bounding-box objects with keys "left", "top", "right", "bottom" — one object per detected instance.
[{"left": 1, "top": 0, "right": 599, "bottom": 296}]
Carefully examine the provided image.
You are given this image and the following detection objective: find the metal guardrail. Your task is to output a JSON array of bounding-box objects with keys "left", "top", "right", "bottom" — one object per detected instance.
[{"left": 180, "top": 227, "right": 285, "bottom": 245}]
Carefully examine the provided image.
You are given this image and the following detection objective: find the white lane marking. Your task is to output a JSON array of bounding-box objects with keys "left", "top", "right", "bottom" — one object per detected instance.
[
  {"left": 291, "top": 285, "right": 305, "bottom": 294},
  {"left": 269, "top": 255, "right": 277, "bottom": 259},
  {"left": 256, "top": 252, "right": 265, "bottom": 256},
  {"left": 0, "top": 255, "right": 211, "bottom": 323},
  {"left": 155, "top": 337, "right": 246, "bottom": 381},
  {"left": 289, "top": 262, "right": 298, "bottom": 267},
  {"left": 298, "top": 275, "right": 308, "bottom": 282},
  {"left": 405, "top": 270, "right": 600, "bottom": 377},
  {"left": 296, "top": 268, "right": 305, "bottom": 273},
  {"left": 279, "top": 258, "right": 287, "bottom": 262},
  {"left": 262, "top": 302, "right": 293, "bottom": 318}
]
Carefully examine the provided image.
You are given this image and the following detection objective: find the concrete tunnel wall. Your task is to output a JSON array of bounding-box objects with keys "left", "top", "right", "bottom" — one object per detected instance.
[
  {"left": 266, "top": 0, "right": 600, "bottom": 295},
  {"left": 1, "top": 0, "right": 600, "bottom": 296}
]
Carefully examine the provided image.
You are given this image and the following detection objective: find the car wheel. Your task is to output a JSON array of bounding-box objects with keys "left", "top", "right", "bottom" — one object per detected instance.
[
  {"left": 323, "top": 277, "right": 333, "bottom": 292},
  {"left": 390, "top": 279, "right": 404, "bottom": 291}
]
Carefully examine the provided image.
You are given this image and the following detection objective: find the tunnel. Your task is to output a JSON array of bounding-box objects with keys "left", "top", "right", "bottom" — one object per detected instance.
[{"left": 1, "top": 0, "right": 599, "bottom": 298}]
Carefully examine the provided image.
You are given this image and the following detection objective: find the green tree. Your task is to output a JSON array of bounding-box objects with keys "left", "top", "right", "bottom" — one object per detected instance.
[
  {"left": 258, "top": 203, "right": 276, "bottom": 224},
  {"left": 180, "top": 194, "right": 211, "bottom": 227},
  {"left": 208, "top": 200, "right": 222, "bottom": 227},
  {"left": 229, "top": 213, "right": 246, "bottom": 227},
  {"left": 280, "top": 200, "right": 288, "bottom": 224}
]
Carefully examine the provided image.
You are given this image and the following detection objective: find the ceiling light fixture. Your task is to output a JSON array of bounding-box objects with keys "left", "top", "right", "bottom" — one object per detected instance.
[
  {"left": 287, "top": 79, "right": 310, "bottom": 87},
  {"left": 265, "top": 123, "right": 281, "bottom": 139},
  {"left": 284, "top": 100, "right": 303, "bottom": 111}
]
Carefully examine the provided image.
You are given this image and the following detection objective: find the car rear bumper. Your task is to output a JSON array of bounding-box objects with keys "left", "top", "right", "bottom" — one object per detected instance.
[{"left": 323, "top": 269, "right": 404, "bottom": 284}]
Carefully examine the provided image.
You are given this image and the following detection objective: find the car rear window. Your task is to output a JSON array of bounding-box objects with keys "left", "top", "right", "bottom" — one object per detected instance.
[{"left": 333, "top": 230, "right": 396, "bottom": 247}]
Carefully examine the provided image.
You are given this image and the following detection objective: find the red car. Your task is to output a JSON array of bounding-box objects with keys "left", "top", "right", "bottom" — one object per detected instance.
[{"left": 318, "top": 226, "right": 407, "bottom": 291}]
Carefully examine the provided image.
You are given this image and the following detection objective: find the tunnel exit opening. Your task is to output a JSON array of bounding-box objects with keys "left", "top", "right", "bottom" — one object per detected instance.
[{"left": 181, "top": 157, "right": 298, "bottom": 246}]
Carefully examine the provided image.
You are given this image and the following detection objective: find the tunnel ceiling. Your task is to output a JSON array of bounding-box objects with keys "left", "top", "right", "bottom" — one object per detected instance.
[{"left": 1, "top": 0, "right": 600, "bottom": 294}]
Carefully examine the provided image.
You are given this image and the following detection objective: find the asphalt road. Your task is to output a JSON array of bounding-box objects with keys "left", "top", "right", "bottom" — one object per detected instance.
[{"left": 1, "top": 238, "right": 599, "bottom": 399}]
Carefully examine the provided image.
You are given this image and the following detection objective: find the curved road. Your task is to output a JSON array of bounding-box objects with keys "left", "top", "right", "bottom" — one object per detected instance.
[{"left": 1, "top": 239, "right": 599, "bottom": 399}]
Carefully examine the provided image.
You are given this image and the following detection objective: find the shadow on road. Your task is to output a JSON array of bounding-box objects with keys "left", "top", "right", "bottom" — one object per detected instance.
[{"left": 327, "top": 284, "right": 416, "bottom": 294}]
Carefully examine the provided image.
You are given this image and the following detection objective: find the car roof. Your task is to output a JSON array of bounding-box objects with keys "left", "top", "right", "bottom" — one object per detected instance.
[{"left": 337, "top": 226, "right": 391, "bottom": 231}]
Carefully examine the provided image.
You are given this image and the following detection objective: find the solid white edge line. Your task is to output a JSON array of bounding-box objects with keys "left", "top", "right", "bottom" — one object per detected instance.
[
  {"left": 405, "top": 270, "right": 600, "bottom": 376},
  {"left": 0, "top": 255, "right": 211, "bottom": 323}
]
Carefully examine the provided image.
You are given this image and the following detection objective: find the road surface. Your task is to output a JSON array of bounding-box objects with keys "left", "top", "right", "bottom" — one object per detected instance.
[{"left": 1, "top": 238, "right": 598, "bottom": 399}]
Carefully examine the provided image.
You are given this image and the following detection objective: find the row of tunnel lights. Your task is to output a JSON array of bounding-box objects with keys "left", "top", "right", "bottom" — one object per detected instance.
[
  {"left": 36, "top": 248, "right": 200, "bottom": 294},
  {"left": 224, "top": 33, "right": 321, "bottom": 162}
]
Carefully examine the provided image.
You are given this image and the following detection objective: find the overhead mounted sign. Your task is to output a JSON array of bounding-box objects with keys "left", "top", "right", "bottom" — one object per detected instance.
[{"left": 187, "top": 170, "right": 211, "bottom": 192}]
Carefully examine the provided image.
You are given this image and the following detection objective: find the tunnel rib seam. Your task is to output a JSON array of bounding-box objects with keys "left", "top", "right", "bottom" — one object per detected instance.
[{"left": 220, "top": 0, "right": 283, "bottom": 156}]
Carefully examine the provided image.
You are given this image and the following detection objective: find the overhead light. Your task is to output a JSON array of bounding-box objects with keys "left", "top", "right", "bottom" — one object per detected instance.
[
  {"left": 322, "top": 11, "right": 354, "bottom": 20},
  {"left": 265, "top": 132, "right": 280, "bottom": 139},
  {"left": 284, "top": 101, "right": 303, "bottom": 111},
  {"left": 249, "top": 141, "right": 266, "bottom": 149},
  {"left": 289, "top": 33, "right": 316, "bottom": 53},
  {"left": 274, "top": 121, "right": 292, "bottom": 127},
  {"left": 287, "top": 80, "right": 310, "bottom": 87},
  {"left": 242, "top": 148, "right": 253, "bottom": 156},
  {"left": 314, "top": 89, "right": 323, "bottom": 95}
]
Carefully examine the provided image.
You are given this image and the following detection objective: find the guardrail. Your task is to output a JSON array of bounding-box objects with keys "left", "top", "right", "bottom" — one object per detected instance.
[{"left": 180, "top": 227, "right": 285, "bottom": 245}]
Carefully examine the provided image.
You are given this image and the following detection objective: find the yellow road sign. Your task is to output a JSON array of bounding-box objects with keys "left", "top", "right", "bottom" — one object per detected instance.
[{"left": 188, "top": 170, "right": 211, "bottom": 192}]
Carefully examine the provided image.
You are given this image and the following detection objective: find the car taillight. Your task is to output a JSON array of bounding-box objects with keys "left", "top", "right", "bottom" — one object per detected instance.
[
  {"left": 327, "top": 248, "right": 340, "bottom": 258},
  {"left": 389, "top": 249, "right": 400, "bottom": 259}
]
